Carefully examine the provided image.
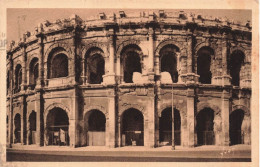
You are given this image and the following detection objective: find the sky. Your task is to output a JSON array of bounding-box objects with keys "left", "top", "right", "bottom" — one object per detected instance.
[{"left": 7, "top": 8, "right": 251, "bottom": 43}]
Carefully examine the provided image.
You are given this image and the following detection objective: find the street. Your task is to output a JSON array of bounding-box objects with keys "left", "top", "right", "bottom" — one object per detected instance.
[{"left": 6, "top": 146, "right": 251, "bottom": 162}]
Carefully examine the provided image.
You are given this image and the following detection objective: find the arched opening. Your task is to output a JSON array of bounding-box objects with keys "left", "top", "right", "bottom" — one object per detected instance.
[
  {"left": 46, "top": 107, "right": 69, "bottom": 146},
  {"left": 228, "top": 50, "right": 245, "bottom": 86},
  {"left": 14, "top": 114, "right": 21, "bottom": 143},
  {"left": 196, "top": 108, "right": 215, "bottom": 145},
  {"left": 84, "top": 110, "right": 106, "bottom": 146},
  {"left": 159, "top": 108, "right": 181, "bottom": 146},
  {"left": 15, "top": 64, "right": 22, "bottom": 93},
  {"left": 121, "top": 45, "right": 142, "bottom": 83},
  {"left": 47, "top": 48, "right": 69, "bottom": 79},
  {"left": 50, "top": 54, "right": 68, "bottom": 78},
  {"left": 159, "top": 44, "right": 179, "bottom": 83},
  {"left": 29, "top": 58, "right": 39, "bottom": 89},
  {"left": 197, "top": 47, "right": 214, "bottom": 84},
  {"left": 229, "top": 109, "right": 244, "bottom": 145},
  {"left": 121, "top": 108, "right": 144, "bottom": 146},
  {"left": 29, "top": 111, "right": 36, "bottom": 144},
  {"left": 87, "top": 55, "right": 104, "bottom": 84},
  {"left": 85, "top": 47, "right": 105, "bottom": 84}
]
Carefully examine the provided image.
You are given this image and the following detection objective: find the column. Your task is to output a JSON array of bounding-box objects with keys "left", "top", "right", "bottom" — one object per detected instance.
[
  {"left": 8, "top": 56, "right": 14, "bottom": 147},
  {"left": 108, "top": 96, "right": 116, "bottom": 147},
  {"left": 8, "top": 99, "right": 13, "bottom": 147},
  {"left": 35, "top": 92, "right": 42, "bottom": 146},
  {"left": 186, "top": 34, "right": 199, "bottom": 84},
  {"left": 21, "top": 46, "right": 26, "bottom": 91},
  {"left": 116, "top": 55, "right": 121, "bottom": 83},
  {"left": 148, "top": 27, "right": 155, "bottom": 82},
  {"left": 36, "top": 36, "right": 44, "bottom": 88},
  {"left": 148, "top": 97, "right": 155, "bottom": 147},
  {"left": 103, "top": 30, "right": 116, "bottom": 84},
  {"left": 69, "top": 88, "right": 78, "bottom": 147},
  {"left": 222, "top": 34, "right": 231, "bottom": 86},
  {"left": 221, "top": 89, "right": 230, "bottom": 146},
  {"left": 20, "top": 96, "right": 25, "bottom": 145},
  {"left": 186, "top": 88, "right": 195, "bottom": 147}
]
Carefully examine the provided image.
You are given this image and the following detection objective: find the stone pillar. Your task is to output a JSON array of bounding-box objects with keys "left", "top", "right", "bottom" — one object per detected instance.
[
  {"left": 147, "top": 28, "right": 155, "bottom": 82},
  {"left": 187, "top": 35, "right": 193, "bottom": 74},
  {"left": 21, "top": 46, "right": 27, "bottom": 91},
  {"left": 108, "top": 96, "right": 116, "bottom": 147},
  {"left": 69, "top": 88, "right": 78, "bottom": 147},
  {"left": 117, "top": 118, "right": 121, "bottom": 147},
  {"left": 20, "top": 96, "right": 26, "bottom": 145},
  {"left": 148, "top": 97, "right": 155, "bottom": 147},
  {"left": 71, "top": 31, "right": 77, "bottom": 85},
  {"left": 186, "top": 88, "right": 195, "bottom": 147},
  {"left": 221, "top": 88, "right": 230, "bottom": 146},
  {"left": 8, "top": 99, "right": 13, "bottom": 147},
  {"left": 35, "top": 92, "right": 42, "bottom": 146},
  {"left": 186, "top": 34, "right": 199, "bottom": 84},
  {"left": 242, "top": 116, "right": 251, "bottom": 145},
  {"left": 36, "top": 36, "right": 44, "bottom": 88},
  {"left": 8, "top": 56, "right": 14, "bottom": 147},
  {"left": 103, "top": 30, "right": 116, "bottom": 84},
  {"left": 26, "top": 120, "right": 30, "bottom": 145},
  {"left": 81, "top": 58, "right": 86, "bottom": 84},
  {"left": 116, "top": 55, "right": 121, "bottom": 83},
  {"left": 221, "top": 35, "right": 231, "bottom": 86}
]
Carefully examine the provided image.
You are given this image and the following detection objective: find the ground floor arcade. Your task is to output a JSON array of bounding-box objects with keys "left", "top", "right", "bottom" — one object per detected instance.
[{"left": 8, "top": 104, "right": 251, "bottom": 148}]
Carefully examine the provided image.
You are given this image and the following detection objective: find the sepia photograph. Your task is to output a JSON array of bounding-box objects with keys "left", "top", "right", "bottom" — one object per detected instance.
[{"left": 0, "top": 0, "right": 259, "bottom": 166}]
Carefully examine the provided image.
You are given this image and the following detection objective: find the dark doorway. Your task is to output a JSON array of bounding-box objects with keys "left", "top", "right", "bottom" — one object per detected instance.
[
  {"left": 196, "top": 108, "right": 215, "bottom": 145},
  {"left": 85, "top": 110, "right": 106, "bottom": 146},
  {"left": 122, "top": 108, "right": 144, "bottom": 146},
  {"left": 160, "top": 45, "right": 179, "bottom": 83},
  {"left": 228, "top": 50, "right": 244, "bottom": 86},
  {"left": 14, "top": 114, "right": 21, "bottom": 143},
  {"left": 29, "top": 111, "right": 36, "bottom": 144},
  {"left": 88, "top": 55, "right": 105, "bottom": 84},
  {"left": 46, "top": 108, "right": 69, "bottom": 146},
  {"left": 229, "top": 109, "right": 244, "bottom": 145},
  {"left": 50, "top": 54, "right": 68, "bottom": 78},
  {"left": 159, "top": 108, "right": 181, "bottom": 146},
  {"left": 197, "top": 47, "right": 213, "bottom": 84},
  {"left": 123, "top": 51, "right": 142, "bottom": 83}
]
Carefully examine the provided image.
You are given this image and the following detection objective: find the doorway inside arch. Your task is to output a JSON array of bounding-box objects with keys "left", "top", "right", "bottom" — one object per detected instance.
[
  {"left": 84, "top": 110, "right": 106, "bottom": 146},
  {"left": 14, "top": 114, "right": 21, "bottom": 143},
  {"left": 196, "top": 108, "right": 215, "bottom": 145},
  {"left": 46, "top": 107, "right": 69, "bottom": 146},
  {"left": 121, "top": 108, "right": 144, "bottom": 146},
  {"left": 29, "top": 111, "right": 36, "bottom": 144},
  {"left": 229, "top": 109, "right": 244, "bottom": 145},
  {"left": 159, "top": 108, "right": 181, "bottom": 146}
]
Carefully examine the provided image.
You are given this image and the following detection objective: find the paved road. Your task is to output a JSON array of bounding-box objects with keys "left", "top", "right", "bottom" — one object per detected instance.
[{"left": 6, "top": 149, "right": 251, "bottom": 162}]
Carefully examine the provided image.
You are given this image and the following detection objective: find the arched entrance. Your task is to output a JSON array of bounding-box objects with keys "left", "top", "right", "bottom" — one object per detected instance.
[
  {"left": 121, "top": 44, "right": 142, "bottom": 83},
  {"left": 196, "top": 108, "right": 215, "bottom": 145},
  {"left": 228, "top": 50, "right": 245, "bottom": 86},
  {"left": 84, "top": 110, "right": 106, "bottom": 146},
  {"left": 46, "top": 107, "right": 69, "bottom": 146},
  {"left": 197, "top": 47, "right": 214, "bottom": 84},
  {"left": 29, "top": 111, "right": 36, "bottom": 144},
  {"left": 14, "top": 114, "right": 21, "bottom": 143},
  {"left": 121, "top": 108, "right": 144, "bottom": 146},
  {"left": 159, "top": 108, "right": 181, "bottom": 146},
  {"left": 229, "top": 109, "right": 244, "bottom": 145},
  {"left": 159, "top": 44, "right": 179, "bottom": 83}
]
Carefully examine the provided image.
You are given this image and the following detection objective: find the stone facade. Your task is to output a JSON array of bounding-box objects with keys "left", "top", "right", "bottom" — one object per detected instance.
[{"left": 6, "top": 10, "right": 251, "bottom": 148}]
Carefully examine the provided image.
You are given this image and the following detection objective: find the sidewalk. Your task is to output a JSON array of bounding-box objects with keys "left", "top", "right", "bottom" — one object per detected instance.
[{"left": 8, "top": 143, "right": 251, "bottom": 152}]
